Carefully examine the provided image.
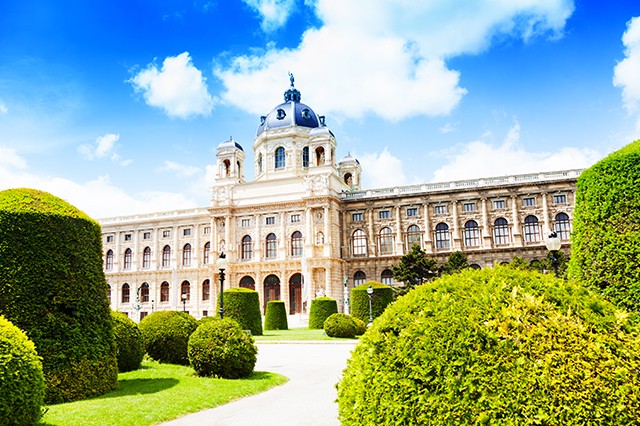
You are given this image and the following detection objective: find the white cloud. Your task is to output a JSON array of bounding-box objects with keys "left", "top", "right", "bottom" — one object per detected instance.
[
  {"left": 215, "top": 0, "right": 573, "bottom": 121},
  {"left": 0, "top": 100, "right": 7, "bottom": 115},
  {"left": 439, "top": 122, "right": 458, "bottom": 134},
  {"left": 158, "top": 160, "right": 202, "bottom": 177},
  {"left": 78, "top": 133, "right": 129, "bottom": 165},
  {"left": 613, "top": 16, "right": 640, "bottom": 129},
  {"left": 130, "top": 52, "right": 214, "bottom": 119},
  {"left": 0, "top": 146, "right": 27, "bottom": 170},
  {"left": 359, "top": 147, "right": 407, "bottom": 188},
  {"left": 430, "top": 122, "right": 601, "bottom": 182},
  {"left": 243, "top": 0, "right": 296, "bottom": 32}
]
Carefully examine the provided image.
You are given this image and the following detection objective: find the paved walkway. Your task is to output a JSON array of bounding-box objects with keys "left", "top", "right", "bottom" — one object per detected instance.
[{"left": 161, "top": 341, "right": 357, "bottom": 426}]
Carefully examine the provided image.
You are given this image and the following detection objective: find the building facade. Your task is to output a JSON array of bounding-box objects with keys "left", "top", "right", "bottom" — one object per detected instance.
[{"left": 101, "top": 78, "right": 578, "bottom": 321}]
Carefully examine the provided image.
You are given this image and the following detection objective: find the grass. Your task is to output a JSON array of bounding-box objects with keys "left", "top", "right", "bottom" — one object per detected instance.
[
  {"left": 39, "top": 360, "right": 287, "bottom": 426},
  {"left": 254, "top": 327, "right": 358, "bottom": 341}
]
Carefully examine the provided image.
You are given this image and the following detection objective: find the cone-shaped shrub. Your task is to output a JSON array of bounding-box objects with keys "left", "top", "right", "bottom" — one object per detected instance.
[
  {"left": 138, "top": 311, "right": 198, "bottom": 365},
  {"left": 323, "top": 313, "right": 357, "bottom": 338},
  {"left": 218, "top": 288, "right": 263, "bottom": 335},
  {"left": 0, "top": 188, "right": 117, "bottom": 403},
  {"left": 308, "top": 297, "right": 338, "bottom": 329},
  {"left": 264, "top": 300, "right": 288, "bottom": 330},
  {"left": 338, "top": 267, "right": 640, "bottom": 425},
  {"left": 0, "top": 315, "right": 45, "bottom": 425},
  {"left": 111, "top": 311, "right": 145, "bottom": 372},
  {"left": 350, "top": 281, "right": 393, "bottom": 324}
]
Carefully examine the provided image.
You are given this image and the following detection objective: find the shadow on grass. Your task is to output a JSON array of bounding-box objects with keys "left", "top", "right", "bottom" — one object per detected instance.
[
  {"left": 244, "top": 371, "right": 282, "bottom": 381},
  {"left": 95, "top": 378, "right": 179, "bottom": 399}
]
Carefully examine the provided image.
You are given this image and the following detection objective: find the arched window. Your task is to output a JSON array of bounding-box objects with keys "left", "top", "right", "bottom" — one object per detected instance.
[
  {"left": 344, "top": 173, "right": 353, "bottom": 187},
  {"left": 353, "top": 229, "right": 367, "bottom": 257},
  {"left": 379, "top": 227, "right": 394, "bottom": 254},
  {"left": 140, "top": 282, "right": 150, "bottom": 302},
  {"left": 258, "top": 153, "right": 263, "bottom": 174},
  {"left": 123, "top": 248, "right": 132, "bottom": 270},
  {"left": 470, "top": 264, "right": 482, "bottom": 270},
  {"left": 353, "top": 271, "right": 366, "bottom": 286},
  {"left": 182, "top": 244, "right": 191, "bottom": 266},
  {"left": 160, "top": 281, "right": 170, "bottom": 302},
  {"left": 464, "top": 220, "right": 480, "bottom": 247},
  {"left": 316, "top": 231, "right": 324, "bottom": 245},
  {"left": 106, "top": 250, "right": 114, "bottom": 270},
  {"left": 555, "top": 213, "right": 571, "bottom": 240},
  {"left": 143, "top": 246, "right": 151, "bottom": 268},
  {"left": 203, "top": 241, "right": 210, "bottom": 264},
  {"left": 265, "top": 233, "right": 277, "bottom": 258},
  {"left": 291, "top": 231, "right": 303, "bottom": 256},
  {"left": 435, "top": 223, "right": 450, "bottom": 249},
  {"left": 162, "top": 245, "right": 171, "bottom": 267},
  {"left": 381, "top": 269, "right": 394, "bottom": 285},
  {"left": 241, "top": 235, "right": 253, "bottom": 260},
  {"left": 302, "top": 147, "right": 309, "bottom": 168},
  {"left": 181, "top": 280, "right": 190, "bottom": 301},
  {"left": 240, "top": 276, "right": 256, "bottom": 290},
  {"left": 122, "top": 283, "right": 130, "bottom": 303},
  {"left": 407, "top": 225, "right": 421, "bottom": 248},
  {"left": 493, "top": 218, "right": 510, "bottom": 245},
  {"left": 315, "top": 146, "right": 325, "bottom": 166},
  {"left": 275, "top": 147, "right": 285, "bottom": 169},
  {"left": 202, "top": 279, "right": 210, "bottom": 301},
  {"left": 524, "top": 215, "right": 541, "bottom": 242},
  {"left": 223, "top": 159, "right": 231, "bottom": 176}
]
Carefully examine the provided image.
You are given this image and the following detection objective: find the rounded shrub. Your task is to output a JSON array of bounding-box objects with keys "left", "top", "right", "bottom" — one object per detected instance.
[
  {"left": 0, "top": 188, "right": 117, "bottom": 403},
  {"left": 338, "top": 267, "right": 640, "bottom": 425},
  {"left": 138, "top": 311, "right": 198, "bottom": 365},
  {"left": 264, "top": 300, "right": 288, "bottom": 330},
  {"left": 308, "top": 297, "right": 338, "bottom": 329},
  {"left": 351, "top": 317, "right": 366, "bottom": 336},
  {"left": 188, "top": 318, "right": 257, "bottom": 379},
  {"left": 218, "top": 288, "right": 263, "bottom": 335},
  {"left": 323, "top": 313, "right": 357, "bottom": 338},
  {"left": 568, "top": 139, "right": 640, "bottom": 311},
  {"left": 350, "top": 281, "right": 393, "bottom": 324},
  {"left": 0, "top": 315, "right": 45, "bottom": 425},
  {"left": 111, "top": 311, "right": 145, "bottom": 372}
]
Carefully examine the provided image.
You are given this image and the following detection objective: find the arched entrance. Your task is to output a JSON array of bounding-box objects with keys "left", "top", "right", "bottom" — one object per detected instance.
[
  {"left": 239, "top": 275, "right": 256, "bottom": 290},
  {"left": 263, "top": 274, "right": 281, "bottom": 312},
  {"left": 289, "top": 273, "right": 302, "bottom": 314}
]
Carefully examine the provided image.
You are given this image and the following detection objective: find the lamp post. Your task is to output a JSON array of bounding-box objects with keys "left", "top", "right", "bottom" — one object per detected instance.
[
  {"left": 134, "top": 286, "right": 142, "bottom": 322},
  {"left": 545, "top": 231, "right": 562, "bottom": 278},
  {"left": 367, "top": 285, "right": 374, "bottom": 327},
  {"left": 181, "top": 293, "right": 187, "bottom": 312},
  {"left": 217, "top": 252, "right": 229, "bottom": 319}
]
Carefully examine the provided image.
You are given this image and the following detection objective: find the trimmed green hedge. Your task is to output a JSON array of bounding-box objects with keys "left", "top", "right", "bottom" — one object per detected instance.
[
  {"left": 350, "top": 281, "right": 393, "bottom": 324},
  {"left": 338, "top": 267, "right": 640, "bottom": 425},
  {"left": 138, "top": 311, "right": 198, "bottom": 365},
  {"left": 568, "top": 139, "right": 640, "bottom": 311},
  {"left": 0, "top": 188, "right": 117, "bottom": 403},
  {"left": 308, "top": 297, "right": 338, "bottom": 329},
  {"left": 352, "top": 317, "right": 366, "bottom": 336},
  {"left": 264, "top": 300, "right": 288, "bottom": 330},
  {"left": 218, "top": 288, "right": 263, "bottom": 336},
  {"left": 111, "top": 311, "right": 145, "bottom": 372},
  {"left": 0, "top": 315, "right": 45, "bottom": 425},
  {"left": 323, "top": 313, "right": 357, "bottom": 338}
]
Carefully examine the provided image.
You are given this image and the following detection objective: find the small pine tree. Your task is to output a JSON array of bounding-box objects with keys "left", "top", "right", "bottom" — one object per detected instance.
[
  {"left": 392, "top": 244, "right": 438, "bottom": 297},
  {"left": 440, "top": 251, "right": 469, "bottom": 275}
]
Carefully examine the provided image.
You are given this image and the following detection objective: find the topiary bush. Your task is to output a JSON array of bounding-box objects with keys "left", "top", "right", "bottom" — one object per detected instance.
[
  {"left": 0, "top": 315, "right": 45, "bottom": 425},
  {"left": 188, "top": 318, "right": 257, "bottom": 379},
  {"left": 138, "top": 311, "right": 198, "bottom": 365},
  {"left": 350, "top": 281, "right": 393, "bottom": 324},
  {"left": 568, "top": 139, "right": 640, "bottom": 312},
  {"left": 351, "top": 316, "right": 366, "bottom": 336},
  {"left": 308, "top": 297, "right": 338, "bottom": 329},
  {"left": 323, "top": 313, "right": 357, "bottom": 338},
  {"left": 218, "top": 288, "right": 263, "bottom": 335},
  {"left": 111, "top": 311, "right": 145, "bottom": 372},
  {"left": 338, "top": 267, "right": 640, "bottom": 425},
  {"left": 0, "top": 188, "right": 117, "bottom": 403},
  {"left": 264, "top": 300, "right": 288, "bottom": 330}
]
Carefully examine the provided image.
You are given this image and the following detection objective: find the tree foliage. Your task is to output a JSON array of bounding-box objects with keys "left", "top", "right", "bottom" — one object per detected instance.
[
  {"left": 440, "top": 251, "right": 470, "bottom": 275},
  {"left": 392, "top": 244, "right": 438, "bottom": 296}
]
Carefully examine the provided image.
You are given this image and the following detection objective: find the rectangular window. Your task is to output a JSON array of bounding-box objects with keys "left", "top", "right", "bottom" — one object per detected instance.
[
  {"left": 352, "top": 213, "right": 363, "bottom": 222},
  {"left": 523, "top": 197, "right": 536, "bottom": 207},
  {"left": 379, "top": 210, "right": 390, "bottom": 219},
  {"left": 183, "top": 228, "right": 191, "bottom": 236},
  {"left": 106, "top": 235, "right": 114, "bottom": 243},
  {"left": 434, "top": 205, "right": 447, "bottom": 215},
  {"left": 241, "top": 219, "right": 251, "bottom": 227},
  {"left": 143, "top": 232, "right": 151, "bottom": 240},
  {"left": 553, "top": 194, "right": 567, "bottom": 204},
  {"left": 202, "top": 310, "right": 208, "bottom": 317},
  {"left": 407, "top": 208, "right": 418, "bottom": 217},
  {"left": 493, "top": 200, "right": 505, "bottom": 209},
  {"left": 124, "top": 234, "right": 132, "bottom": 241},
  {"left": 162, "top": 230, "right": 171, "bottom": 238},
  {"left": 266, "top": 217, "right": 275, "bottom": 225},
  {"left": 290, "top": 214, "right": 301, "bottom": 223},
  {"left": 203, "top": 226, "right": 211, "bottom": 234},
  {"left": 463, "top": 203, "right": 476, "bottom": 212}
]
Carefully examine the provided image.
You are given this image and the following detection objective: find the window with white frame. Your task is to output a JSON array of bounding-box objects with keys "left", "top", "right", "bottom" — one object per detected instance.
[
  {"left": 182, "top": 243, "right": 192, "bottom": 266},
  {"left": 265, "top": 233, "right": 277, "bottom": 258},
  {"left": 291, "top": 231, "right": 303, "bottom": 256},
  {"left": 553, "top": 194, "right": 567, "bottom": 204},
  {"left": 493, "top": 218, "right": 510, "bottom": 245},
  {"left": 241, "top": 235, "right": 253, "bottom": 260},
  {"left": 379, "top": 227, "right": 394, "bottom": 254},
  {"left": 381, "top": 269, "right": 394, "bottom": 285},
  {"left": 407, "top": 225, "right": 421, "bottom": 248},
  {"left": 352, "top": 212, "right": 363, "bottom": 222},
  {"left": 435, "top": 223, "right": 450, "bottom": 249},
  {"left": 524, "top": 215, "right": 541, "bottom": 242},
  {"left": 434, "top": 205, "right": 447, "bottom": 214},
  {"left": 123, "top": 248, "right": 132, "bottom": 270},
  {"left": 265, "top": 216, "right": 275, "bottom": 225},
  {"left": 105, "top": 250, "right": 114, "bottom": 270},
  {"left": 203, "top": 226, "right": 211, "bottom": 234},
  {"left": 143, "top": 247, "right": 151, "bottom": 268},
  {"left": 183, "top": 228, "right": 191, "bottom": 236},
  {"left": 241, "top": 219, "right": 251, "bottom": 227},
  {"left": 353, "top": 271, "right": 366, "bottom": 286},
  {"left": 407, "top": 208, "right": 418, "bottom": 217},
  {"left": 463, "top": 202, "right": 476, "bottom": 212},
  {"left": 106, "top": 235, "right": 114, "bottom": 243},
  {"left": 493, "top": 200, "right": 505, "bottom": 209},
  {"left": 290, "top": 214, "right": 301, "bottom": 223},
  {"left": 162, "top": 230, "right": 171, "bottom": 238},
  {"left": 554, "top": 213, "right": 571, "bottom": 240},
  {"left": 464, "top": 220, "right": 480, "bottom": 247},
  {"left": 379, "top": 210, "right": 390, "bottom": 219},
  {"left": 523, "top": 197, "right": 536, "bottom": 207},
  {"left": 124, "top": 234, "right": 132, "bottom": 241},
  {"left": 143, "top": 232, "right": 151, "bottom": 240},
  {"left": 352, "top": 230, "right": 367, "bottom": 257}
]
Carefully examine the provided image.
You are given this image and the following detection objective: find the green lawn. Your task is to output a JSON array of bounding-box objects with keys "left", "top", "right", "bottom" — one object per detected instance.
[
  {"left": 254, "top": 327, "right": 358, "bottom": 341},
  {"left": 39, "top": 360, "right": 287, "bottom": 426}
]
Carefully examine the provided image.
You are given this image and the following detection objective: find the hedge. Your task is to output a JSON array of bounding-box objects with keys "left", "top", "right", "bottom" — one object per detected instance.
[
  {"left": 218, "top": 288, "right": 263, "bottom": 335},
  {"left": 138, "top": 311, "right": 198, "bottom": 365},
  {"left": 0, "top": 315, "right": 45, "bottom": 425},
  {"left": 0, "top": 188, "right": 117, "bottom": 403},
  {"left": 350, "top": 281, "right": 393, "bottom": 324},
  {"left": 264, "top": 300, "right": 288, "bottom": 330},
  {"left": 568, "top": 139, "right": 640, "bottom": 311},
  {"left": 323, "top": 313, "right": 357, "bottom": 338},
  {"left": 111, "top": 311, "right": 145, "bottom": 372},
  {"left": 338, "top": 267, "right": 640, "bottom": 425},
  {"left": 308, "top": 297, "right": 338, "bottom": 329}
]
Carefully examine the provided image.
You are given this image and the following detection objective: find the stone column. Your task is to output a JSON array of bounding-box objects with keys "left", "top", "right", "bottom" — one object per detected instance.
[
  {"left": 395, "top": 206, "right": 403, "bottom": 255},
  {"left": 481, "top": 198, "right": 492, "bottom": 248},
  {"left": 367, "top": 208, "right": 375, "bottom": 257},
  {"left": 511, "top": 195, "right": 523, "bottom": 247},
  {"left": 423, "top": 203, "right": 433, "bottom": 253},
  {"left": 452, "top": 201, "right": 462, "bottom": 250}
]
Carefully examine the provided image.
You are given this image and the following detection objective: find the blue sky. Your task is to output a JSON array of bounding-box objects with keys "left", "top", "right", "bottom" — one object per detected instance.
[{"left": 1, "top": 0, "right": 639, "bottom": 218}]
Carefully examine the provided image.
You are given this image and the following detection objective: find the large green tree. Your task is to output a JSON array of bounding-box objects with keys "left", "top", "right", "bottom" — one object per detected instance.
[
  {"left": 392, "top": 244, "right": 438, "bottom": 297},
  {"left": 440, "top": 251, "right": 470, "bottom": 275}
]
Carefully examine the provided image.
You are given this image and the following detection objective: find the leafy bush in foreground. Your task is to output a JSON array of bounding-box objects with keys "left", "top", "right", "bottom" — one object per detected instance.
[
  {"left": 111, "top": 311, "right": 145, "bottom": 372},
  {"left": 139, "top": 311, "right": 198, "bottom": 365}
]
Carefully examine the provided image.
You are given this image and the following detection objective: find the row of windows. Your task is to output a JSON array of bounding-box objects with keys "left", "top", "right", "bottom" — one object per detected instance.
[
  {"left": 106, "top": 242, "right": 212, "bottom": 271},
  {"left": 105, "top": 227, "right": 211, "bottom": 243},
  {"left": 111, "top": 279, "right": 211, "bottom": 304},
  {"left": 241, "top": 231, "right": 303, "bottom": 260},
  {"left": 257, "top": 146, "right": 329, "bottom": 174},
  {"left": 353, "top": 269, "right": 395, "bottom": 285}
]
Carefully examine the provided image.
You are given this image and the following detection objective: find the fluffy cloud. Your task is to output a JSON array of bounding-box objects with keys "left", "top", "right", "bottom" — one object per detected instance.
[
  {"left": 243, "top": 0, "right": 296, "bottom": 32},
  {"left": 613, "top": 16, "right": 640, "bottom": 126},
  {"left": 130, "top": 52, "right": 214, "bottom": 119},
  {"left": 430, "top": 122, "right": 601, "bottom": 182},
  {"left": 216, "top": 0, "right": 573, "bottom": 120},
  {"left": 0, "top": 100, "right": 7, "bottom": 115},
  {"left": 359, "top": 147, "right": 407, "bottom": 188},
  {"left": 157, "top": 160, "right": 202, "bottom": 177},
  {"left": 78, "top": 133, "right": 120, "bottom": 160}
]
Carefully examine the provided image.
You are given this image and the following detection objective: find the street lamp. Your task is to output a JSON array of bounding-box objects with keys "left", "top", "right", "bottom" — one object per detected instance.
[
  {"left": 545, "top": 231, "right": 562, "bottom": 278},
  {"left": 217, "top": 252, "right": 229, "bottom": 319},
  {"left": 366, "top": 285, "right": 374, "bottom": 327},
  {"left": 181, "top": 293, "right": 187, "bottom": 312}
]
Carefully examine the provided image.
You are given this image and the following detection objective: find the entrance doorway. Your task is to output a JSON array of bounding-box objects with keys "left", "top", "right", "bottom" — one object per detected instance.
[
  {"left": 263, "top": 274, "right": 281, "bottom": 312},
  {"left": 289, "top": 273, "right": 302, "bottom": 314}
]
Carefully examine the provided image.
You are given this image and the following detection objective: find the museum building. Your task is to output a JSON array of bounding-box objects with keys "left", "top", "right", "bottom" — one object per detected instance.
[{"left": 100, "top": 78, "right": 579, "bottom": 321}]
